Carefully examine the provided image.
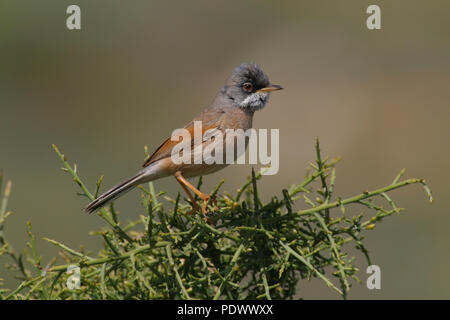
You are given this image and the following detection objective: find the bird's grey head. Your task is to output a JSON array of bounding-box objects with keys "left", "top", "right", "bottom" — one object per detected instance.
[{"left": 223, "top": 63, "right": 283, "bottom": 112}]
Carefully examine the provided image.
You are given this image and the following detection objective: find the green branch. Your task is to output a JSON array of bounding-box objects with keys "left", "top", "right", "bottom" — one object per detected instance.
[
  {"left": 52, "top": 144, "right": 133, "bottom": 243},
  {"left": 48, "top": 241, "right": 171, "bottom": 272},
  {"left": 296, "top": 178, "right": 432, "bottom": 218}
]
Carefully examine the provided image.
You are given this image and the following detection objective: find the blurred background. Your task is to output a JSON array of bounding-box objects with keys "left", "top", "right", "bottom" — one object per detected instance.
[{"left": 1, "top": 0, "right": 449, "bottom": 299}]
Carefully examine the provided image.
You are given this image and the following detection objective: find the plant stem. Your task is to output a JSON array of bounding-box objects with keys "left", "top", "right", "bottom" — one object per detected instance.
[
  {"left": 279, "top": 241, "right": 343, "bottom": 295},
  {"left": 47, "top": 241, "right": 171, "bottom": 272},
  {"left": 52, "top": 144, "right": 133, "bottom": 243},
  {"left": 296, "top": 178, "right": 428, "bottom": 217},
  {"left": 165, "top": 245, "right": 191, "bottom": 299}
]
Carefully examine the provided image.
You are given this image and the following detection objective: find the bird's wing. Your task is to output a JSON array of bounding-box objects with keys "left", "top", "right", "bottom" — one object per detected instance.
[
  {"left": 142, "top": 108, "right": 225, "bottom": 168},
  {"left": 142, "top": 135, "right": 184, "bottom": 168}
]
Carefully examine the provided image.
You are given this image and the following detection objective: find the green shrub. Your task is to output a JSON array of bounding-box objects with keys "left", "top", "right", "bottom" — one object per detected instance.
[{"left": 0, "top": 139, "right": 432, "bottom": 299}]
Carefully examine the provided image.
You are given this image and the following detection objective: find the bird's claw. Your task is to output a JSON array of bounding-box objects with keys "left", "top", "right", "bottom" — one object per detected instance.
[{"left": 201, "top": 194, "right": 218, "bottom": 214}]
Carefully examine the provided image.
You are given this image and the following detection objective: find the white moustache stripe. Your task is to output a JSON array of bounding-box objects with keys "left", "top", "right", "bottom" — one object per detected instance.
[{"left": 239, "top": 92, "right": 269, "bottom": 110}]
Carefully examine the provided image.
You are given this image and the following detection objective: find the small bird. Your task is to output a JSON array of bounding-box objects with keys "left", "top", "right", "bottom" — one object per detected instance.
[{"left": 86, "top": 63, "right": 283, "bottom": 215}]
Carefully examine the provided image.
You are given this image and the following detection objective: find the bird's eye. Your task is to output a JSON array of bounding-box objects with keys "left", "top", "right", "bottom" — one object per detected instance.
[{"left": 243, "top": 82, "right": 253, "bottom": 92}]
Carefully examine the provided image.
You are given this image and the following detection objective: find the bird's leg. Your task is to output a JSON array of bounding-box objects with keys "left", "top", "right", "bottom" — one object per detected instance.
[
  {"left": 174, "top": 172, "right": 216, "bottom": 216},
  {"left": 175, "top": 174, "right": 200, "bottom": 215}
]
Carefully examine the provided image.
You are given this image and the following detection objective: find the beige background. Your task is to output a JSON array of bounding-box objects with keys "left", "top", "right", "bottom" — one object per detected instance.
[{"left": 1, "top": 0, "right": 449, "bottom": 299}]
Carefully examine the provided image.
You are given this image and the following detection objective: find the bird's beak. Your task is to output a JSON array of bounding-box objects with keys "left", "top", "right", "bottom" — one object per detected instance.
[{"left": 256, "top": 84, "right": 283, "bottom": 92}]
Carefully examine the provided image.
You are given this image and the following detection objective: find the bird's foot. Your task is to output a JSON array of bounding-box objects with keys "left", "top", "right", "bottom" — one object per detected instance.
[
  {"left": 185, "top": 199, "right": 213, "bottom": 225},
  {"left": 199, "top": 194, "right": 217, "bottom": 225},
  {"left": 186, "top": 202, "right": 201, "bottom": 216},
  {"left": 201, "top": 194, "right": 217, "bottom": 214},
  {"left": 184, "top": 194, "right": 217, "bottom": 224}
]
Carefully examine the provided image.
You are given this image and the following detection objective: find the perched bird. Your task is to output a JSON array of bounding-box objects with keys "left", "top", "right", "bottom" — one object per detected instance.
[{"left": 86, "top": 63, "right": 283, "bottom": 215}]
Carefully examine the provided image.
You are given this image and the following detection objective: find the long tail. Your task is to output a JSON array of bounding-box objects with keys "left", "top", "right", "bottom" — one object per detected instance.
[{"left": 85, "top": 171, "right": 146, "bottom": 214}]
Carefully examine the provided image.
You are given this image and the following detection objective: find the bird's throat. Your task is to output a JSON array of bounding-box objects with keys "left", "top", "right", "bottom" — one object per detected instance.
[{"left": 239, "top": 92, "right": 269, "bottom": 111}]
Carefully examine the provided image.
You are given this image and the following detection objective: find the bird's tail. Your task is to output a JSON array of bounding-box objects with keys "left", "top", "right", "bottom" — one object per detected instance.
[{"left": 85, "top": 171, "right": 146, "bottom": 214}]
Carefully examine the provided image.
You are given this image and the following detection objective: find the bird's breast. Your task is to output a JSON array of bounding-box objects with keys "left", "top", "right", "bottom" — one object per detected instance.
[{"left": 218, "top": 107, "right": 253, "bottom": 131}]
